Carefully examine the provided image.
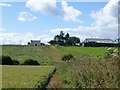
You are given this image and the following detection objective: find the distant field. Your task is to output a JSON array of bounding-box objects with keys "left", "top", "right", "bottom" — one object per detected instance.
[
  {"left": 2, "top": 66, "right": 55, "bottom": 88},
  {"left": 2, "top": 45, "right": 108, "bottom": 65}
]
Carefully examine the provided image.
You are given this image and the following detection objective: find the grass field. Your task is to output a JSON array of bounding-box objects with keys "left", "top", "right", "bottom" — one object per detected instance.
[
  {"left": 2, "top": 45, "right": 108, "bottom": 65},
  {"left": 2, "top": 66, "right": 55, "bottom": 88},
  {"left": 48, "top": 56, "right": 118, "bottom": 88},
  {"left": 1, "top": 45, "right": 118, "bottom": 88}
]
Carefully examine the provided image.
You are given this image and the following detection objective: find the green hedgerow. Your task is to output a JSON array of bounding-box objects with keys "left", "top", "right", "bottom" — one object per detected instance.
[
  {"left": 23, "top": 59, "right": 40, "bottom": 65},
  {"left": 61, "top": 54, "right": 75, "bottom": 61},
  {"left": 0, "top": 55, "right": 13, "bottom": 65}
]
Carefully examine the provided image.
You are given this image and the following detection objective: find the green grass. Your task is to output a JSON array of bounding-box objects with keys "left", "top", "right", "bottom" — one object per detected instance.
[
  {"left": 55, "top": 56, "right": 118, "bottom": 88},
  {"left": 0, "top": 65, "right": 2, "bottom": 89},
  {"left": 1, "top": 45, "right": 118, "bottom": 88},
  {"left": 2, "top": 45, "right": 108, "bottom": 65},
  {"left": 2, "top": 65, "right": 55, "bottom": 88}
]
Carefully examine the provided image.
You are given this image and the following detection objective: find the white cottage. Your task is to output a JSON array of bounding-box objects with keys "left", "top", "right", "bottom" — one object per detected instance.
[{"left": 28, "top": 40, "right": 42, "bottom": 46}]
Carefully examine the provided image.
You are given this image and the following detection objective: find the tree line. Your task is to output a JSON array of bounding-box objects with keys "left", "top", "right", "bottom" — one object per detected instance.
[{"left": 48, "top": 31, "right": 80, "bottom": 46}]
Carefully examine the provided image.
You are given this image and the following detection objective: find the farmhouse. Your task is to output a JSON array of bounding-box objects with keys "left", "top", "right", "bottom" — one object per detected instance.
[
  {"left": 82, "top": 38, "right": 118, "bottom": 47},
  {"left": 28, "top": 40, "right": 45, "bottom": 46}
]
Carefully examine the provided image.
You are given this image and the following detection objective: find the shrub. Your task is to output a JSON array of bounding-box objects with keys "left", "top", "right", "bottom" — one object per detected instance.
[
  {"left": 61, "top": 54, "right": 75, "bottom": 61},
  {"left": 23, "top": 59, "right": 40, "bottom": 65},
  {"left": 13, "top": 60, "right": 19, "bottom": 65},
  {"left": 105, "top": 48, "right": 118, "bottom": 58},
  {"left": 0, "top": 55, "right": 13, "bottom": 65}
]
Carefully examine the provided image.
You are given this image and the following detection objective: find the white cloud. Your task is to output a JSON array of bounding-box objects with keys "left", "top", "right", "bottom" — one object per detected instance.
[
  {"left": 90, "top": 0, "right": 118, "bottom": 27},
  {"left": 26, "top": 0, "right": 60, "bottom": 15},
  {"left": 17, "top": 11, "right": 37, "bottom": 22},
  {"left": 0, "top": 28, "right": 5, "bottom": 32},
  {"left": 0, "top": 32, "right": 52, "bottom": 45},
  {"left": 51, "top": 24, "right": 117, "bottom": 41},
  {"left": 26, "top": 0, "right": 82, "bottom": 22},
  {"left": 61, "top": 0, "right": 82, "bottom": 22},
  {"left": 0, "top": 3, "right": 12, "bottom": 7},
  {"left": 51, "top": 0, "right": 118, "bottom": 41},
  {"left": 1, "top": 0, "right": 118, "bottom": 45}
]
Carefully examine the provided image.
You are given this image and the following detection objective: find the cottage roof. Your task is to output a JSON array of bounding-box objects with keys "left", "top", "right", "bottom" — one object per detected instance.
[{"left": 31, "top": 40, "right": 41, "bottom": 42}]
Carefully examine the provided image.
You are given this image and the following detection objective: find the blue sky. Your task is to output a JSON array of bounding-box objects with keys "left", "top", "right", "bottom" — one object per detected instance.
[
  {"left": 2, "top": 2, "right": 106, "bottom": 34},
  {"left": 0, "top": 0, "right": 118, "bottom": 44}
]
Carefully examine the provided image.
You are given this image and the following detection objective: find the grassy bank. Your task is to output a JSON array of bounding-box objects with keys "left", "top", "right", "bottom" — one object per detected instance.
[
  {"left": 2, "top": 45, "right": 108, "bottom": 65},
  {"left": 50, "top": 56, "right": 118, "bottom": 88}
]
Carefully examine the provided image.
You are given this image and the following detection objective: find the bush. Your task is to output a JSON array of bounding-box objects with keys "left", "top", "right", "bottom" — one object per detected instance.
[
  {"left": 23, "top": 59, "right": 40, "bottom": 65},
  {"left": 13, "top": 60, "right": 19, "bottom": 65},
  {"left": 105, "top": 48, "right": 118, "bottom": 58},
  {"left": 0, "top": 55, "right": 13, "bottom": 65},
  {"left": 61, "top": 54, "right": 75, "bottom": 61}
]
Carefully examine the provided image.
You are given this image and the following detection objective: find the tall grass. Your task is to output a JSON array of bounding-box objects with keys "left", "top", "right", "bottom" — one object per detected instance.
[{"left": 56, "top": 55, "right": 118, "bottom": 88}]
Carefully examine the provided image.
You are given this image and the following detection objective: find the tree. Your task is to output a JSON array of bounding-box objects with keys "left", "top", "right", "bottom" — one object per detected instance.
[
  {"left": 65, "top": 33, "right": 70, "bottom": 40},
  {"left": 48, "top": 31, "right": 80, "bottom": 46},
  {"left": 54, "top": 35, "right": 60, "bottom": 41},
  {"left": 60, "top": 31, "right": 64, "bottom": 39},
  {"left": 53, "top": 31, "right": 66, "bottom": 46},
  {"left": 66, "top": 37, "right": 80, "bottom": 46},
  {"left": 76, "top": 37, "right": 80, "bottom": 43},
  {"left": 48, "top": 40, "right": 57, "bottom": 45},
  {"left": 28, "top": 42, "right": 30, "bottom": 45}
]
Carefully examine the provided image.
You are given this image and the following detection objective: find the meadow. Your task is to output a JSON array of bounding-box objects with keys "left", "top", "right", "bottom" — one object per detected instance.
[
  {"left": 2, "top": 45, "right": 108, "bottom": 65},
  {"left": 2, "top": 66, "right": 55, "bottom": 88},
  {"left": 1, "top": 45, "right": 118, "bottom": 88}
]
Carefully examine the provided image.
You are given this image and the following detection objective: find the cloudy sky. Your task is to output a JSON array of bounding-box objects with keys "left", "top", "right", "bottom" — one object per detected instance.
[{"left": 0, "top": 0, "right": 118, "bottom": 45}]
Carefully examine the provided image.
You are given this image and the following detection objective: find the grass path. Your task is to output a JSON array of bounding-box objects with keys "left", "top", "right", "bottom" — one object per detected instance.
[{"left": 47, "top": 71, "right": 62, "bottom": 88}]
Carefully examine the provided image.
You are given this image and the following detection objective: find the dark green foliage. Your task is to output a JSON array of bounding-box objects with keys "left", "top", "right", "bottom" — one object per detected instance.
[
  {"left": 61, "top": 54, "right": 74, "bottom": 61},
  {"left": 0, "top": 55, "right": 13, "bottom": 65},
  {"left": 66, "top": 37, "right": 80, "bottom": 46},
  {"left": 13, "top": 60, "right": 19, "bottom": 65},
  {"left": 60, "top": 31, "right": 64, "bottom": 39},
  {"left": 0, "top": 55, "right": 20, "bottom": 65},
  {"left": 48, "top": 40, "right": 57, "bottom": 45},
  {"left": 23, "top": 59, "right": 40, "bottom": 65},
  {"left": 65, "top": 33, "right": 70, "bottom": 40},
  {"left": 105, "top": 48, "right": 117, "bottom": 58},
  {"left": 48, "top": 31, "right": 80, "bottom": 46},
  {"left": 28, "top": 42, "right": 30, "bottom": 45}
]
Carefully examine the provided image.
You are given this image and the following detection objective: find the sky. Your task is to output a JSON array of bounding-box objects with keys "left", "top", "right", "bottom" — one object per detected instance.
[{"left": 0, "top": 0, "right": 118, "bottom": 45}]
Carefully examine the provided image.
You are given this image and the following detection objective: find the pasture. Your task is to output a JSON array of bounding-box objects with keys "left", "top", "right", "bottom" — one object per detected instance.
[
  {"left": 2, "top": 45, "right": 108, "bottom": 65},
  {"left": 2, "top": 66, "right": 55, "bottom": 88},
  {"left": 1, "top": 45, "right": 118, "bottom": 88}
]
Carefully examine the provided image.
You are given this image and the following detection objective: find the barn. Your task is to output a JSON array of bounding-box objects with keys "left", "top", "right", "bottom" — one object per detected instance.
[{"left": 82, "top": 38, "right": 118, "bottom": 47}]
